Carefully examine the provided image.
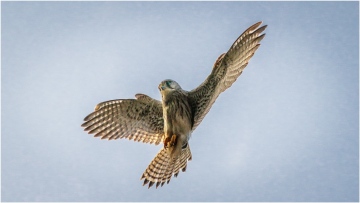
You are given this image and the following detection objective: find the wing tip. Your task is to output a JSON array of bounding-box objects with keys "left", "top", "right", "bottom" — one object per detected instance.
[
  {"left": 135, "top": 93, "right": 144, "bottom": 99},
  {"left": 257, "top": 33, "right": 266, "bottom": 43},
  {"left": 94, "top": 104, "right": 101, "bottom": 111},
  {"left": 256, "top": 25, "right": 268, "bottom": 36},
  {"left": 247, "top": 21, "right": 268, "bottom": 36},
  {"left": 247, "top": 21, "right": 263, "bottom": 33},
  {"left": 254, "top": 21, "right": 263, "bottom": 27}
]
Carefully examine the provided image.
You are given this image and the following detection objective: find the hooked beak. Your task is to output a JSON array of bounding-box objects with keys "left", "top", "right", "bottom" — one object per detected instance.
[{"left": 158, "top": 84, "right": 166, "bottom": 91}]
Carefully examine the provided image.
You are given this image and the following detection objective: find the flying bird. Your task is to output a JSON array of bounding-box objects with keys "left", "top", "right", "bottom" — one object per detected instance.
[{"left": 81, "top": 21, "right": 267, "bottom": 188}]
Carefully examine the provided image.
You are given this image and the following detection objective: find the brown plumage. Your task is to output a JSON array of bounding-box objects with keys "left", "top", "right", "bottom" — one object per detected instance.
[{"left": 81, "top": 21, "right": 267, "bottom": 188}]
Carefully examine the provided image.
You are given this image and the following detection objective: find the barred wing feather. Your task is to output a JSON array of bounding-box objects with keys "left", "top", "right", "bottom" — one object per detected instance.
[
  {"left": 81, "top": 94, "right": 164, "bottom": 145},
  {"left": 189, "top": 21, "right": 267, "bottom": 131}
]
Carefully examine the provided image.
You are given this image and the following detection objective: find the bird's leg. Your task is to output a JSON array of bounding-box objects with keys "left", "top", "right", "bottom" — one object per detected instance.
[
  {"left": 170, "top": 134, "right": 177, "bottom": 146},
  {"left": 164, "top": 134, "right": 177, "bottom": 148},
  {"left": 164, "top": 136, "right": 170, "bottom": 148}
]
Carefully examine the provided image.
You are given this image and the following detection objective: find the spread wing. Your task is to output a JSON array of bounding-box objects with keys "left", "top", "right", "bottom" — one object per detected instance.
[
  {"left": 188, "top": 21, "right": 267, "bottom": 131},
  {"left": 81, "top": 94, "right": 164, "bottom": 145}
]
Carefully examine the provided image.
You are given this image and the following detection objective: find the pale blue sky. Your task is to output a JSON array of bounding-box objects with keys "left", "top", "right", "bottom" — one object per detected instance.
[{"left": 2, "top": 1, "right": 359, "bottom": 202}]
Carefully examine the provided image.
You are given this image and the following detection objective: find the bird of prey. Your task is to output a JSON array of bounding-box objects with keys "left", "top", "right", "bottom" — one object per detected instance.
[{"left": 81, "top": 21, "right": 267, "bottom": 189}]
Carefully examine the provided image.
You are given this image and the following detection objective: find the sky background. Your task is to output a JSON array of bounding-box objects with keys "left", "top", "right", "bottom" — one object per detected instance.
[{"left": 1, "top": 1, "right": 359, "bottom": 202}]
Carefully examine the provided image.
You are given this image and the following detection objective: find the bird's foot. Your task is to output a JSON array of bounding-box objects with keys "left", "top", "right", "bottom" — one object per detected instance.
[{"left": 164, "top": 134, "right": 177, "bottom": 148}]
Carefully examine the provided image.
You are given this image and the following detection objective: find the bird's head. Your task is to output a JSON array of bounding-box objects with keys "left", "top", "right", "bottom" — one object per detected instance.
[{"left": 158, "top": 79, "right": 181, "bottom": 92}]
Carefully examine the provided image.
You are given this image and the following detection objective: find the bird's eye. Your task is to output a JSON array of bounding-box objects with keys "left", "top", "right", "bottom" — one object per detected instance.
[{"left": 166, "top": 81, "right": 172, "bottom": 88}]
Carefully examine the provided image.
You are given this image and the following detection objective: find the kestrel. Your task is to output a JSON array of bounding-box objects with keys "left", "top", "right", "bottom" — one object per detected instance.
[{"left": 81, "top": 21, "right": 267, "bottom": 188}]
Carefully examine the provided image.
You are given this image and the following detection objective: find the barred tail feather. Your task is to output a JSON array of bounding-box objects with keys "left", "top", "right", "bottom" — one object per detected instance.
[{"left": 141, "top": 144, "right": 192, "bottom": 188}]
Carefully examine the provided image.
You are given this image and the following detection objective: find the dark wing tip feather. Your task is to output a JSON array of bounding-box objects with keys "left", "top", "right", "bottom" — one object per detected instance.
[
  {"left": 148, "top": 181, "right": 154, "bottom": 188},
  {"left": 156, "top": 182, "right": 161, "bottom": 188},
  {"left": 256, "top": 33, "right": 266, "bottom": 42},
  {"left": 83, "top": 125, "right": 94, "bottom": 132},
  {"left": 93, "top": 133, "right": 102, "bottom": 137},
  {"left": 83, "top": 112, "right": 95, "bottom": 122},
  {"left": 174, "top": 172, "right": 179, "bottom": 177},
  {"left": 256, "top": 25, "right": 267, "bottom": 34}
]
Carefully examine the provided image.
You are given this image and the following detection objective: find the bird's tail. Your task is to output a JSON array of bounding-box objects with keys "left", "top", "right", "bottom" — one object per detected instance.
[{"left": 140, "top": 143, "right": 192, "bottom": 188}]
